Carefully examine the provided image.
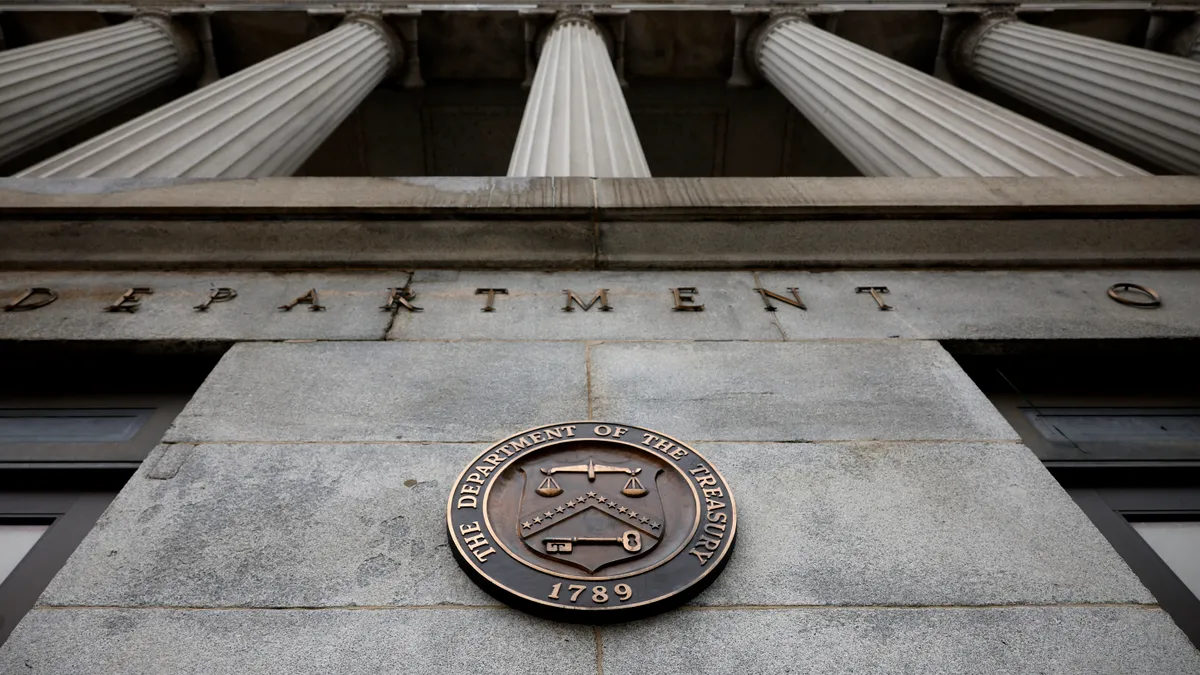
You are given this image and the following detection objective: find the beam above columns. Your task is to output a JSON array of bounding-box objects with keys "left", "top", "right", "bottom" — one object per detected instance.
[
  {"left": 750, "top": 13, "right": 1146, "bottom": 177},
  {"left": 0, "top": 14, "right": 197, "bottom": 166},
  {"left": 16, "top": 15, "right": 401, "bottom": 178},
  {"left": 957, "top": 12, "right": 1200, "bottom": 175}
]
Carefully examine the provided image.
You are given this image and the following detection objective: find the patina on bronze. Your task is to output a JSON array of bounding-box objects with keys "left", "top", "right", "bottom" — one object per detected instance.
[{"left": 447, "top": 422, "right": 737, "bottom": 622}]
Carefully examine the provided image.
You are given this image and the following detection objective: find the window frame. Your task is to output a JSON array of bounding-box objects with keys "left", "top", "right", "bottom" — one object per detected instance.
[
  {"left": 1065, "top": 484, "right": 1200, "bottom": 647},
  {"left": 0, "top": 395, "right": 189, "bottom": 464},
  {"left": 990, "top": 393, "right": 1200, "bottom": 462},
  {"left": 0, "top": 488, "right": 123, "bottom": 645}
]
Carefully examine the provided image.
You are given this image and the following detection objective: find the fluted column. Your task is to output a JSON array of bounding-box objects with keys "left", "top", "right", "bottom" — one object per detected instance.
[
  {"left": 958, "top": 13, "right": 1200, "bottom": 175},
  {"left": 751, "top": 14, "right": 1144, "bottom": 177},
  {"left": 18, "top": 16, "right": 400, "bottom": 178},
  {"left": 1176, "top": 15, "right": 1200, "bottom": 62},
  {"left": 0, "top": 15, "right": 196, "bottom": 165},
  {"left": 508, "top": 14, "right": 649, "bottom": 178}
]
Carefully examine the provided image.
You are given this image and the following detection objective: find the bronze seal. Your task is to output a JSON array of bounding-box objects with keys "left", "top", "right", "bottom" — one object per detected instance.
[{"left": 447, "top": 422, "right": 737, "bottom": 622}]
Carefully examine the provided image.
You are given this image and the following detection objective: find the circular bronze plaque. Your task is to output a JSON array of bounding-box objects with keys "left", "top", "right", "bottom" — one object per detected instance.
[{"left": 447, "top": 422, "right": 736, "bottom": 622}]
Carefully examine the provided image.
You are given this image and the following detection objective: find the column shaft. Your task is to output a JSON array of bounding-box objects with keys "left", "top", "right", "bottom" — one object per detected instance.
[
  {"left": 753, "top": 15, "right": 1144, "bottom": 177},
  {"left": 508, "top": 16, "right": 649, "bottom": 178},
  {"left": 0, "top": 16, "right": 195, "bottom": 165},
  {"left": 18, "top": 17, "right": 399, "bottom": 178},
  {"left": 959, "top": 16, "right": 1200, "bottom": 174}
]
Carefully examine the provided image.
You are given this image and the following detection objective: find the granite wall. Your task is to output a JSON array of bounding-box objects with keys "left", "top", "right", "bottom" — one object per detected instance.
[{"left": 2, "top": 269, "right": 1199, "bottom": 673}]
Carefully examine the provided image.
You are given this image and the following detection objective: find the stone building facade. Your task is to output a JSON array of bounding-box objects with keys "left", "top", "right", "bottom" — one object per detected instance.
[{"left": 1, "top": 1, "right": 1200, "bottom": 672}]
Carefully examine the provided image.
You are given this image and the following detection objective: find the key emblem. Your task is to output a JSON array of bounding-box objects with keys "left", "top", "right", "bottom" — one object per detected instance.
[{"left": 542, "top": 530, "right": 642, "bottom": 554}]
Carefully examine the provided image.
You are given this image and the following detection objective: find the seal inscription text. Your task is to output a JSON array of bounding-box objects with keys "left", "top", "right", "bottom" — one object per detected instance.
[{"left": 447, "top": 422, "right": 737, "bottom": 622}]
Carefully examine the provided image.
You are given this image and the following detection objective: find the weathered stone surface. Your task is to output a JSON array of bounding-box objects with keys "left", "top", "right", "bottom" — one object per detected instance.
[
  {"left": 589, "top": 341, "right": 1016, "bottom": 441},
  {"left": 388, "top": 271, "right": 781, "bottom": 341},
  {"left": 0, "top": 176, "right": 595, "bottom": 209},
  {"left": 4, "top": 269, "right": 1200, "bottom": 341},
  {"left": 1, "top": 268, "right": 1190, "bottom": 342},
  {"left": 598, "top": 217, "right": 1200, "bottom": 269},
  {"left": 695, "top": 442, "right": 1151, "bottom": 606},
  {"left": 4, "top": 176, "right": 1198, "bottom": 211},
  {"left": 46, "top": 441, "right": 1139, "bottom": 609},
  {"left": 165, "top": 342, "right": 588, "bottom": 442},
  {"left": 602, "top": 607, "right": 1200, "bottom": 674},
  {"left": 0, "top": 218, "right": 596, "bottom": 270},
  {"left": 0, "top": 607, "right": 596, "bottom": 674},
  {"left": 3, "top": 176, "right": 1198, "bottom": 270},
  {"left": 757, "top": 270, "right": 1200, "bottom": 340},
  {"left": 0, "top": 272, "right": 394, "bottom": 341},
  {"left": 41, "top": 443, "right": 496, "bottom": 608}
]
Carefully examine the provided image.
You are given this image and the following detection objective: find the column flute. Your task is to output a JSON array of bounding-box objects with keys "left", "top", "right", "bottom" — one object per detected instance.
[
  {"left": 957, "top": 11, "right": 1200, "bottom": 175},
  {"left": 750, "top": 13, "right": 1145, "bottom": 177},
  {"left": 18, "top": 15, "right": 401, "bottom": 178},
  {"left": 0, "top": 14, "right": 196, "bottom": 165},
  {"left": 508, "top": 13, "right": 650, "bottom": 178}
]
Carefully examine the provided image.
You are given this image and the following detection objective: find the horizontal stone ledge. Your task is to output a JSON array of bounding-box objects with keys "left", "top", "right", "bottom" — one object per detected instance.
[
  {"left": 2, "top": 218, "right": 1197, "bottom": 271},
  {"left": 0, "top": 0, "right": 1187, "bottom": 11},
  {"left": 2, "top": 176, "right": 1198, "bottom": 217},
  {"left": 2, "top": 177, "right": 1198, "bottom": 270}
]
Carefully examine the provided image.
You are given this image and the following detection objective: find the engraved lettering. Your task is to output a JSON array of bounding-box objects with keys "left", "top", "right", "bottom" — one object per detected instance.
[
  {"left": 563, "top": 289, "right": 612, "bottom": 312},
  {"left": 476, "top": 288, "right": 507, "bottom": 312},
  {"left": 459, "top": 521, "right": 496, "bottom": 561},
  {"left": 753, "top": 286, "right": 806, "bottom": 311},
  {"left": 529, "top": 432, "right": 544, "bottom": 443},
  {"left": 3, "top": 287, "right": 57, "bottom": 312},
  {"left": 194, "top": 287, "right": 237, "bottom": 312},
  {"left": 688, "top": 465, "right": 729, "bottom": 565},
  {"left": 855, "top": 286, "right": 893, "bottom": 311},
  {"left": 1108, "top": 283, "right": 1162, "bottom": 308},
  {"left": 690, "top": 468, "right": 717, "bottom": 486},
  {"left": 671, "top": 287, "right": 704, "bottom": 311},
  {"left": 510, "top": 436, "right": 533, "bottom": 450},
  {"left": 545, "top": 428, "right": 563, "bottom": 440},
  {"left": 594, "top": 425, "right": 612, "bottom": 436},
  {"left": 457, "top": 495, "right": 478, "bottom": 509},
  {"left": 279, "top": 289, "right": 325, "bottom": 312},
  {"left": 105, "top": 287, "right": 153, "bottom": 313},
  {"left": 483, "top": 454, "right": 505, "bottom": 466},
  {"left": 612, "top": 427, "right": 629, "bottom": 439},
  {"left": 382, "top": 285, "right": 423, "bottom": 313},
  {"left": 563, "top": 425, "right": 577, "bottom": 437}
]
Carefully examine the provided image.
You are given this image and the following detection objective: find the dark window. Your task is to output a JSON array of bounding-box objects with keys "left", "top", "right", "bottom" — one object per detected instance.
[
  {"left": 957, "top": 344, "right": 1200, "bottom": 648},
  {"left": 0, "top": 346, "right": 221, "bottom": 645}
]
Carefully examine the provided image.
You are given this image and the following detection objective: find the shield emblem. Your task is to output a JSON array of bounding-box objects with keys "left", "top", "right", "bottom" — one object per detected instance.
[{"left": 517, "top": 458, "right": 665, "bottom": 573}]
